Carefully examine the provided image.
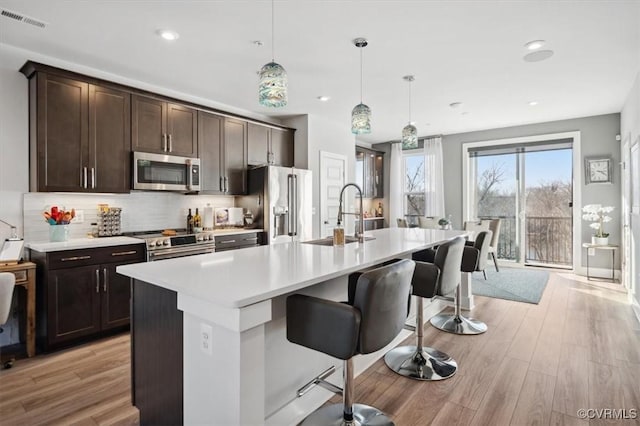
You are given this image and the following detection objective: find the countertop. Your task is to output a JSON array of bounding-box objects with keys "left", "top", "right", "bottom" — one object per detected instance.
[
  {"left": 25, "top": 229, "right": 264, "bottom": 252},
  {"left": 25, "top": 236, "right": 144, "bottom": 252},
  {"left": 117, "top": 228, "right": 468, "bottom": 309}
]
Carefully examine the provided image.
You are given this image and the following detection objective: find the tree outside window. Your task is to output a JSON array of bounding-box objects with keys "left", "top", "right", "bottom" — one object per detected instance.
[{"left": 403, "top": 151, "right": 425, "bottom": 226}]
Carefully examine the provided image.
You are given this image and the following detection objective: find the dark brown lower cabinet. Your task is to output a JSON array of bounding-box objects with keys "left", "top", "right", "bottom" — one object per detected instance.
[
  {"left": 131, "top": 280, "right": 183, "bottom": 426},
  {"left": 47, "top": 265, "right": 101, "bottom": 343},
  {"left": 31, "top": 244, "right": 145, "bottom": 352}
]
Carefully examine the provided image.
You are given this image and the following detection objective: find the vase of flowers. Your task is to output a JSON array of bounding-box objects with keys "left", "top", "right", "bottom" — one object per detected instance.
[
  {"left": 43, "top": 206, "right": 75, "bottom": 242},
  {"left": 582, "top": 204, "right": 613, "bottom": 245}
]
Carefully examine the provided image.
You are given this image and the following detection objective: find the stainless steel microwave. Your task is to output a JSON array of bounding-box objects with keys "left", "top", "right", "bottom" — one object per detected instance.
[{"left": 132, "top": 152, "right": 200, "bottom": 192}]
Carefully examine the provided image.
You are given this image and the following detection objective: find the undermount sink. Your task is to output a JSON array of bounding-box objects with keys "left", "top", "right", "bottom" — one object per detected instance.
[{"left": 302, "top": 236, "right": 376, "bottom": 246}]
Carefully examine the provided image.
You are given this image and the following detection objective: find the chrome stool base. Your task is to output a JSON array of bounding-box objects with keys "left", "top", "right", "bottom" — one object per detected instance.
[
  {"left": 383, "top": 345, "right": 457, "bottom": 381},
  {"left": 430, "top": 314, "right": 487, "bottom": 335},
  {"left": 300, "top": 403, "right": 394, "bottom": 426}
]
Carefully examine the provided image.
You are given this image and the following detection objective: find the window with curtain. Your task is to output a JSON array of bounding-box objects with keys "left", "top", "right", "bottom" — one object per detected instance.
[
  {"left": 400, "top": 137, "right": 445, "bottom": 226},
  {"left": 403, "top": 149, "right": 425, "bottom": 226}
]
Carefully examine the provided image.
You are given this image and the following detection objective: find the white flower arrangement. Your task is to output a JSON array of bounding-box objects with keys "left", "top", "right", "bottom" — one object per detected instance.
[{"left": 581, "top": 204, "right": 614, "bottom": 238}]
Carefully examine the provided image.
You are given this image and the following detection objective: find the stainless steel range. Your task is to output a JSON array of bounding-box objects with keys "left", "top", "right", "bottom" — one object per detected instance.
[{"left": 128, "top": 230, "right": 216, "bottom": 261}]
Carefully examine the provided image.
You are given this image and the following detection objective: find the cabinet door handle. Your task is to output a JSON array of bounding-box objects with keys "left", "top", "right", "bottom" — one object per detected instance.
[
  {"left": 168, "top": 134, "right": 173, "bottom": 153},
  {"left": 163, "top": 133, "right": 168, "bottom": 152},
  {"left": 83, "top": 167, "right": 88, "bottom": 189},
  {"left": 224, "top": 177, "right": 228, "bottom": 193},
  {"left": 95, "top": 269, "right": 100, "bottom": 293},
  {"left": 103, "top": 268, "right": 107, "bottom": 292},
  {"left": 220, "top": 176, "right": 224, "bottom": 192},
  {"left": 60, "top": 255, "right": 91, "bottom": 262},
  {"left": 91, "top": 167, "right": 96, "bottom": 189},
  {"left": 111, "top": 250, "right": 137, "bottom": 256}
]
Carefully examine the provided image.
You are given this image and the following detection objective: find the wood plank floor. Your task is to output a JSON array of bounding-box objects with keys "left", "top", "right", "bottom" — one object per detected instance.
[{"left": 1, "top": 272, "right": 638, "bottom": 425}]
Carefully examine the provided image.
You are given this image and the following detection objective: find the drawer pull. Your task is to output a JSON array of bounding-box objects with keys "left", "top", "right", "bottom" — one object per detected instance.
[
  {"left": 243, "top": 237, "right": 258, "bottom": 241},
  {"left": 111, "top": 250, "right": 137, "bottom": 256},
  {"left": 220, "top": 239, "right": 236, "bottom": 244},
  {"left": 61, "top": 255, "right": 91, "bottom": 262},
  {"left": 13, "top": 270, "right": 27, "bottom": 282}
]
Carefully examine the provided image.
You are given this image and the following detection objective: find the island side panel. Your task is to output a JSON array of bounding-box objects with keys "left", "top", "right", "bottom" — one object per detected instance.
[{"left": 131, "top": 279, "right": 183, "bottom": 425}]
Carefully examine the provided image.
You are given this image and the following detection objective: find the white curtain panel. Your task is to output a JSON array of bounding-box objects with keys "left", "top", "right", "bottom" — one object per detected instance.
[
  {"left": 389, "top": 142, "right": 404, "bottom": 227},
  {"left": 423, "top": 137, "right": 445, "bottom": 217}
]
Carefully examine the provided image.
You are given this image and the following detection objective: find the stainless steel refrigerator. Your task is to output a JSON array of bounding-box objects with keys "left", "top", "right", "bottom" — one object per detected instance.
[{"left": 245, "top": 166, "right": 313, "bottom": 244}]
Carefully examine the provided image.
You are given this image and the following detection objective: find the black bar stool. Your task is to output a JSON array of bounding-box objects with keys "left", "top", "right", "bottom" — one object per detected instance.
[
  {"left": 287, "top": 259, "right": 415, "bottom": 426},
  {"left": 383, "top": 237, "right": 465, "bottom": 381},
  {"left": 430, "top": 231, "right": 491, "bottom": 335}
]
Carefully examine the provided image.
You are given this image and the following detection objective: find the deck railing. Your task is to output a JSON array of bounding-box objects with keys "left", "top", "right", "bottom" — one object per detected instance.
[{"left": 479, "top": 216, "right": 572, "bottom": 266}]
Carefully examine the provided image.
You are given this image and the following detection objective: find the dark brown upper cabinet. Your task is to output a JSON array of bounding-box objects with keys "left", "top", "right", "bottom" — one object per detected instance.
[
  {"left": 132, "top": 95, "right": 198, "bottom": 158},
  {"left": 198, "top": 112, "right": 247, "bottom": 195},
  {"left": 23, "top": 69, "right": 131, "bottom": 193},
  {"left": 247, "top": 123, "right": 294, "bottom": 167},
  {"left": 355, "top": 147, "right": 384, "bottom": 198}
]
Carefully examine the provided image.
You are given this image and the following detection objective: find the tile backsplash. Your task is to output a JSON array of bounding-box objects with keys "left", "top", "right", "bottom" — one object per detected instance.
[{"left": 23, "top": 192, "right": 235, "bottom": 242}]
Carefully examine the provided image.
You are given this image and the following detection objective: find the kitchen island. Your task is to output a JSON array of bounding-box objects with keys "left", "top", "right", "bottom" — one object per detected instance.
[{"left": 117, "top": 227, "right": 470, "bottom": 426}]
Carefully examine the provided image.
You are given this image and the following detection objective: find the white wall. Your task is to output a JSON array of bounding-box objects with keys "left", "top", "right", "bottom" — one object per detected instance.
[
  {"left": 0, "top": 44, "right": 30, "bottom": 242},
  {"left": 621, "top": 71, "right": 640, "bottom": 309},
  {"left": 283, "top": 113, "right": 356, "bottom": 239}
]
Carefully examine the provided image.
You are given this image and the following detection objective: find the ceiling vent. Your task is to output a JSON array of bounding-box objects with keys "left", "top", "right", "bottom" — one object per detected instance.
[{"left": 1, "top": 9, "right": 46, "bottom": 28}]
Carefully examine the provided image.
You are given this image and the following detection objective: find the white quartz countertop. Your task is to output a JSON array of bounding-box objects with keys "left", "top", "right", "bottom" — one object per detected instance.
[
  {"left": 117, "top": 228, "right": 468, "bottom": 309},
  {"left": 25, "top": 236, "right": 144, "bottom": 252}
]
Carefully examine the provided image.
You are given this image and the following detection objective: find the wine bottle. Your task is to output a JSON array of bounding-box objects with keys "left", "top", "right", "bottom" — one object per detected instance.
[
  {"left": 194, "top": 208, "right": 202, "bottom": 229},
  {"left": 187, "top": 208, "right": 193, "bottom": 233}
]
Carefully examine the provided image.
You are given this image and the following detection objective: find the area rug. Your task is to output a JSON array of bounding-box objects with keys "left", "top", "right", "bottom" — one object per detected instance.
[{"left": 472, "top": 268, "right": 550, "bottom": 304}]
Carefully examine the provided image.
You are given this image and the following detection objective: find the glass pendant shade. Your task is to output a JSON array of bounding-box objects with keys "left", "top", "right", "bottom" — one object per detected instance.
[
  {"left": 402, "top": 123, "right": 418, "bottom": 149},
  {"left": 351, "top": 103, "right": 372, "bottom": 134},
  {"left": 259, "top": 61, "right": 288, "bottom": 107}
]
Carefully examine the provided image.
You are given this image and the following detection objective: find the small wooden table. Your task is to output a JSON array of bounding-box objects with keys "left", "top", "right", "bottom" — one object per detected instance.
[
  {"left": 582, "top": 243, "right": 619, "bottom": 282},
  {"left": 0, "top": 261, "right": 36, "bottom": 357}
]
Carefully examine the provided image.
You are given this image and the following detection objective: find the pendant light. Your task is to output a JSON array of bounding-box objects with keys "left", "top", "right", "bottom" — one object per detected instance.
[
  {"left": 258, "top": 0, "right": 287, "bottom": 107},
  {"left": 351, "top": 38, "right": 371, "bottom": 134},
  {"left": 401, "top": 75, "right": 418, "bottom": 149}
]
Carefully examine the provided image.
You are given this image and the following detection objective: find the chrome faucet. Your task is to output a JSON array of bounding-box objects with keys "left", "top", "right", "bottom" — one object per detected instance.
[{"left": 337, "top": 183, "right": 365, "bottom": 243}]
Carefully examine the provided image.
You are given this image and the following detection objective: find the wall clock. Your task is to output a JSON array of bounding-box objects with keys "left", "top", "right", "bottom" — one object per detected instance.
[{"left": 584, "top": 157, "right": 612, "bottom": 184}]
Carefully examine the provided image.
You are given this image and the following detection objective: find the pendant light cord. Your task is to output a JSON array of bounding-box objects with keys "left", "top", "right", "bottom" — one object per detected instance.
[
  {"left": 408, "top": 79, "right": 412, "bottom": 123},
  {"left": 271, "top": 0, "right": 275, "bottom": 61},
  {"left": 360, "top": 46, "right": 364, "bottom": 103}
]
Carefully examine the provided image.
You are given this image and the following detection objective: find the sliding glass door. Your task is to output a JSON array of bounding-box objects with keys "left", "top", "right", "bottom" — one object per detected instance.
[{"left": 469, "top": 142, "right": 573, "bottom": 268}]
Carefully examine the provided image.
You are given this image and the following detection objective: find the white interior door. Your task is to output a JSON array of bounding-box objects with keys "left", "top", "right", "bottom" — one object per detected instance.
[{"left": 320, "top": 151, "right": 346, "bottom": 238}]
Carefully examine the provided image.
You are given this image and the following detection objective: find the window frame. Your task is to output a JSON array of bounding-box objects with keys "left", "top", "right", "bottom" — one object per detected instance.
[{"left": 402, "top": 148, "right": 426, "bottom": 224}]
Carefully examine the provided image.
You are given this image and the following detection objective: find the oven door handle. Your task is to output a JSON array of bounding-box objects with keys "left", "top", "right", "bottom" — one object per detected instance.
[{"left": 148, "top": 245, "right": 216, "bottom": 260}]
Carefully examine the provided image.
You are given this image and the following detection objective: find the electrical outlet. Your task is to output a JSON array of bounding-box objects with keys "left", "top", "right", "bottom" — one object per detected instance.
[
  {"left": 200, "top": 323, "right": 213, "bottom": 355},
  {"left": 73, "top": 210, "right": 84, "bottom": 224},
  {"left": 588, "top": 248, "right": 595, "bottom": 256}
]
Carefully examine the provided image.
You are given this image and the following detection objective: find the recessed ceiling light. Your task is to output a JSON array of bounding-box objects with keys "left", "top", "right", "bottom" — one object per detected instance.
[
  {"left": 449, "top": 102, "right": 462, "bottom": 109},
  {"left": 157, "top": 29, "right": 179, "bottom": 41},
  {"left": 425, "top": 123, "right": 431, "bottom": 126},
  {"left": 523, "top": 50, "right": 554, "bottom": 62},
  {"left": 528, "top": 100, "right": 539, "bottom": 106},
  {"left": 524, "top": 40, "right": 545, "bottom": 50},
  {"left": 461, "top": 112, "right": 469, "bottom": 115},
  {"left": 317, "top": 96, "right": 330, "bottom": 102}
]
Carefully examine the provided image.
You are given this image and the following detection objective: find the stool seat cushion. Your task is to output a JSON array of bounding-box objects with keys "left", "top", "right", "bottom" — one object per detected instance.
[
  {"left": 461, "top": 246, "right": 480, "bottom": 273},
  {"left": 351, "top": 259, "right": 415, "bottom": 354},
  {"left": 287, "top": 294, "right": 361, "bottom": 360}
]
